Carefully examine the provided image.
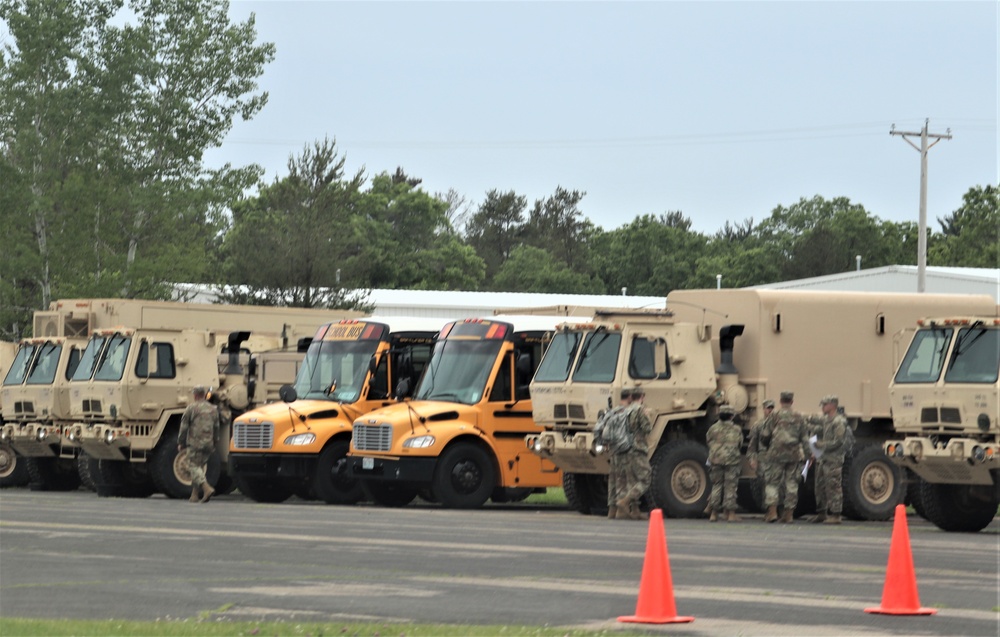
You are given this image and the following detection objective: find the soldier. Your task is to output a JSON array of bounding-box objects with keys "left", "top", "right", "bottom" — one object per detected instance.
[
  {"left": 603, "top": 388, "right": 633, "bottom": 520},
  {"left": 705, "top": 404, "right": 743, "bottom": 522},
  {"left": 615, "top": 387, "right": 653, "bottom": 521},
  {"left": 177, "top": 386, "right": 220, "bottom": 503},
  {"left": 747, "top": 398, "right": 775, "bottom": 488},
  {"left": 810, "top": 395, "right": 848, "bottom": 524},
  {"left": 759, "top": 391, "right": 810, "bottom": 523}
]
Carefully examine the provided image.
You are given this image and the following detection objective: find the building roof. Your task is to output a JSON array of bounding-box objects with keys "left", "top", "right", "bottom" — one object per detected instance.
[{"left": 753, "top": 266, "right": 1000, "bottom": 301}]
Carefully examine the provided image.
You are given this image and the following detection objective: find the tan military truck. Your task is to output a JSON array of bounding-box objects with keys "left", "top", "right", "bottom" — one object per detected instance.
[
  {"left": 0, "top": 339, "right": 30, "bottom": 487},
  {"left": 886, "top": 314, "right": 1000, "bottom": 532},
  {"left": 229, "top": 317, "right": 444, "bottom": 504},
  {"left": 0, "top": 336, "right": 87, "bottom": 490},
  {"left": 526, "top": 289, "right": 996, "bottom": 520}
]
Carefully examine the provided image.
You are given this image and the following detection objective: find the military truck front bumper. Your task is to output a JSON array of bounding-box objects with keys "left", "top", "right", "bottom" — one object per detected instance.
[
  {"left": 525, "top": 431, "right": 610, "bottom": 474},
  {"left": 886, "top": 436, "right": 1000, "bottom": 485},
  {"left": 347, "top": 455, "right": 436, "bottom": 483},
  {"left": 4, "top": 423, "right": 78, "bottom": 458},
  {"left": 229, "top": 452, "right": 318, "bottom": 480},
  {"left": 76, "top": 425, "right": 131, "bottom": 460}
]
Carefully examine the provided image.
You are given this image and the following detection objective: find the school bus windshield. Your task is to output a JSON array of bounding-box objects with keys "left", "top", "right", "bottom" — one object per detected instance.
[{"left": 414, "top": 339, "right": 503, "bottom": 405}]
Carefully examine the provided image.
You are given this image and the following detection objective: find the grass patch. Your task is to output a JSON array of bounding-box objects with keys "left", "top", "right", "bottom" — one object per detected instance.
[
  {"left": 524, "top": 488, "right": 568, "bottom": 506},
  {"left": 0, "top": 618, "right": 649, "bottom": 636}
]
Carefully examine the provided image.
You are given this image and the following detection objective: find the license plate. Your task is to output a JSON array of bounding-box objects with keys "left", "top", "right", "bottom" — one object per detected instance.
[{"left": 362, "top": 457, "right": 374, "bottom": 470}]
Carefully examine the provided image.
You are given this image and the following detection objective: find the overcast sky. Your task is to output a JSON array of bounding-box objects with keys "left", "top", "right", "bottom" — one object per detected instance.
[{"left": 206, "top": 1, "right": 999, "bottom": 235}]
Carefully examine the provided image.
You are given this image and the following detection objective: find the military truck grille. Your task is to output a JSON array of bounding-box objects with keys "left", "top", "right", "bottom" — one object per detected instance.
[
  {"left": 940, "top": 407, "right": 962, "bottom": 423},
  {"left": 568, "top": 404, "right": 586, "bottom": 419},
  {"left": 353, "top": 424, "right": 392, "bottom": 452},
  {"left": 82, "top": 399, "right": 102, "bottom": 413},
  {"left": 553, "top": 404, "right": 567, "bottom": 419},
  {"left": 920, "top": 407, "right": 963, "bottom": 424},
  {"left": 13, "top": 401, "right": 35, "bottom": 415},
  {"left": 233, "top": 422, "right": 274, "bottom": 450}
]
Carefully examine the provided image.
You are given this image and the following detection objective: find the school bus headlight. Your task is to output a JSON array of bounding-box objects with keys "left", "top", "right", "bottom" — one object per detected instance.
[
  {"left": 284, "top": 433, "right": 316, "bottom": 446},
  {"left": 403, "top": 435, "right": 435, "bottom": 449}
]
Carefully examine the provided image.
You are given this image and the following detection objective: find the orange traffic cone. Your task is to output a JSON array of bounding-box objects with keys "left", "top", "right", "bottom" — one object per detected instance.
[
  {"left": 864, "top": 503, "right": 937, "bottom": 615},
  {"left": 617, "top": 508, "right": 694, "bottom": 624}
]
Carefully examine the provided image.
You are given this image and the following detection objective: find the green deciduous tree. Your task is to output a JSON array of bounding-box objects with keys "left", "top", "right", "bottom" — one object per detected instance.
[
  {"left": 493, "top": 245, "right": 600, "bottom": 293},
  {"left": 464, "top": 189, "right": 527, "bottom": 282},
  {"left": 930, "top": 184, "right": 999, "bottom": 268}
]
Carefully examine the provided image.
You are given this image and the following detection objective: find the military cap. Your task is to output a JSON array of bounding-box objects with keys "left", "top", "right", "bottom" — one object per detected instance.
[
  {"left": 779, "top": 391, "right": 794, "bottom": 402},
  {"left": 192, "top": 385, "right": 209, "bottom": 396},
  {"left": 820, "top": 394, "right": 839, "bottom": 405},
  {"left": 719, "top": 404, "right": 735, "bottom": 415},
  {"left": 762, "top": 399, "right": 775, "bottom": 409},
  {"left": 620, "top": 388, "right": 632, "bottom": 400},
  {"left": 630, "top": 386, "right": 645, "bottom": 398}
]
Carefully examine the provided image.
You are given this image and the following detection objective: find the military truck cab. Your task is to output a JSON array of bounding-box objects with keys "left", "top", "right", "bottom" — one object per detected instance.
[
  {"left": 348, "top": 317, "right": 565, "bottom": 508},
  {"left": 229, "top": 318, "right": 442, "bottom": 504},
  {"left": 886, "top": 316, "right": 1000, "bottom": 532}
]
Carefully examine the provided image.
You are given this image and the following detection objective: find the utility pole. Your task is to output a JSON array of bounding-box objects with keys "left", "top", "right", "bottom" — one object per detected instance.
[{"left": 890, "top": 119, "right": 952, "bottom": 293}]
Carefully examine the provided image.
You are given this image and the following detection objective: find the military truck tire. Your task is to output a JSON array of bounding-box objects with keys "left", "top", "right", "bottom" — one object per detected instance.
[
  {"left": 313, "top": 440, "right": 364, "bottom": 505},
  {"left": 362, "top": 481, "right": 418, "bottom": 507},
  {"left": 214, "top": 472, "right": 236, "bottom": 496},
  {"left": 93, "top": 459, "right": 155, "bottom": 498},
  {"left": 842, "top": 444, "right": 903, "bottom": 521},
  {"left": 794, "top": 462, "right": 817, "bottom": 517},
  {"left": 737, "top": 477, "right": 765, "bottom": 513},
  {"left": 649, "top": 440, "right": 710, "bottom": 518},
  {"left": 432, "top": 443, "right": 496, "bottom": 509},
  {"left": 0, "top": 444, "right": 29, "bottom": 487},
  {"left": 149, "top": 442, "right": 221, "bottom": 499},
  {"left": 235, "top": 475, "right": 293, "bottom": 503},
  {"left": 562, "top": 473, "right": 593, "bottom": 514},
  {"left": 918, "top": 481, "right": 998, "bottom": 533},
  {"left": 25, "top": 457, "right": 81, "bottom": 491},
  {"left": 77, "top": 453, "right": 97, "bottom": 491},
  {"left": 905, "top": 469, "right": 926, "bottom": 519}
]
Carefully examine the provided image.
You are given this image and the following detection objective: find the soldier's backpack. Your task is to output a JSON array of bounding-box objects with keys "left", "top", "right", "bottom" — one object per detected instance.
[{"left": 595, "top": 406, "right": 633, "bottom": 454}]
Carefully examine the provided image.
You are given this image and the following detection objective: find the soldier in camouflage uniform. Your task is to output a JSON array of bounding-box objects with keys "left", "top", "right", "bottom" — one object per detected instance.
[
  {"left": 747, "top": 398, "right": 775, "bottom": 493},
  {"left": 605, "top": 388, "right": 633, "bottom": 519},
  {"left": 809, "top": 395, "right": 848, "bottom": 524},
  {"left": 177, "top": 386, "right": 220, "bottom": 503},
  {"left": 705, "top": 404, "right": 743, "bottom": 522},
  {"left": 615, "top": 387, "right": 652, "bottom": 521},
  {"left": 759, "top": 391, "right": 810, "bottom": 523}
]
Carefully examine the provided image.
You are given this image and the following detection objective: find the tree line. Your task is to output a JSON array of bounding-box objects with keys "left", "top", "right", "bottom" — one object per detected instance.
[{"left": 1, "top": 0, "right": 997, "bottom": 339}]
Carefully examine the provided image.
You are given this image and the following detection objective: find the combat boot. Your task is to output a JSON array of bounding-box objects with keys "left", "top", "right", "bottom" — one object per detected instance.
[
  {"left": 823, "top": 514, "right": 842, "bottom": 525},
  {"left": 607, "top": 505, "right": 618, "bottom": 520},
  {"left": 810, "top": 511, "right": 827, "bottom": 523},
  {"left": 708, "top": 510, "right": 718, "bottom": 522},
  {"left": 189, "top": 484, "right": 201, "bottom": 503},
  {"left": 614, "top": 499, "right": 631, "bottom": 519},
  {"left": 779, "top": 508, "right": 794, "bottom": 523},
  {"left": 703, "top": 504, "right": 713, "bottom": 516},
  {"left": 764, "top": 505, "right": 778, "bottom": 523},
  {"left": 726, "top": 510, "right": 741, "bottom": 523},
  {"left": 199, "top": 482, "right": 216, "bottom": 503},
  {"left": 629, "top": 501, "right": 648, "bottom": 521}
]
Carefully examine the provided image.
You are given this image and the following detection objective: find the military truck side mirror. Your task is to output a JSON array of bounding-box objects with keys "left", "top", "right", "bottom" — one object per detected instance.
[{"left": 278, "top": 384, "right": 297, "bottom": 403}]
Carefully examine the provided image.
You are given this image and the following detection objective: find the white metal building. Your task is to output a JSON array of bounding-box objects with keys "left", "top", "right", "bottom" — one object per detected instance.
[{"left": 753, "top": 266, "right": 1000, "bottom": 302}]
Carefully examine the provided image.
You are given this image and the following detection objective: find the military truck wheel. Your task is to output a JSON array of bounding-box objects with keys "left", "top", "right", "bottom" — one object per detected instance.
[
  {"left": 235, "top": 475, "right": 293, "bottom": 503},
  {"left": 433, "top": 443, "right": 496, "bottom": 509},
  {"left": 905, "top": 469, "right": 926, "bottom": 519},
  {"left": 0, "top": 444, "right": 29, "bottom": 487},
  {"left": 562, "top": 473, "right": 593, "bottom": 514},
  {"left": 842, "top": 444, "right": 903, "bottom": 521},
  {"left": 214, "top": 472, "right": 236, "bottom": 496},
  {"left": 736, "top": 477, "right": 764, "bottom": 513},
  {"left": 313, "top": 440, "right": 364, "bottom": 505},
  {"left": 149, "top": 442, "right": 221, "bottom": 499},
  {"left": 25, "top": 457, "right": 81, "bottom": 491},
  {"left": 362, "top": 481, "right": 417, "bottom": 507},
  {"left": 919, "top": 481, "right": 998, "bottom": 533},
  {"left": 649, "top": 440, "right": 710, "bottom": 518},
  {"left": 93, "top": 459, "right": 155, "bottom": 498},
  {"left": 77, "top": 453, "right": 98, "bottom": 491}
]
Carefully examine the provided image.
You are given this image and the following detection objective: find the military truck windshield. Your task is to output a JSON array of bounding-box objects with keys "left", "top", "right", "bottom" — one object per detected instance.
[
  {"left": 3, "top": 344, "right": 37, "bottom": 385},
  {"left": 415, "top": 340, "right": 502, "bottom": 404},
  {"left": 93, "top": 335, "right": 132, "bottom": 382},
  {"left": 293, "top": 340, "right": 379, "bottom": 403},
  {"left": 534, "top": 331, "right": 581, "bottom": 382},
  {"left": 944, "top": 326, "right": 1000, "bottom": 384},
  {"left": 26, "top": 342, "right": 62, "bottom": 385},
  {"left": 71, "top": 336, "right": 107, "bottom": 381},
  {"left": 572, "top": 331, "right": 621, "bottom": 383},
  {"left": 894, "top": 328, "right": 952, "bottom": 384}
]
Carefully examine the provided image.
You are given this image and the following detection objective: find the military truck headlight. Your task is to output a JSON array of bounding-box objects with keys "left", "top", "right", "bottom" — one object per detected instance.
[
  {"left": 907, "top": 441, "right": 923, "bottom": 460},
  {"left": 0, "top": 428, "right": 9, "bottom": 443},
  {"left": 532, "top": 439, "right": 543, "bottom": 452},
  {"left": 403, "top": 435, "right": 435, "bottom": 449},
  {"left": 104, "top": 429, "right": 116, "bottom": 444},
  {"left": 284, "top": 433, "right": 316, "bottom": 446},
  {"left": 973, "top": 446, "right": 986, "bottom": 462},
  {"left": 594, "top": 442, "right": 607, "bottom": 455},
  {"left": 36, "top": 427, "right": 48, "bottom": 442}
]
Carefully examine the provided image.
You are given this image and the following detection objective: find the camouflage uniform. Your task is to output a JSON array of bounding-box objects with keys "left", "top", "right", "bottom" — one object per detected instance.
[
  {"left": 602, "top": 397, "right": 631, "bottom": 517},
  {"left": 812, "top": 396, "right": 848, "bottom": 523},
  {"left": 706, "top": 406, "right": 742, "bottom": 520},
  {"left": 616, "top": 389, "right": 652, "bottom": 520},
  {"left": 747, "top": 400, "right": 775, "bottom": 488},
  {"left": 178, "top": 391, "right": 220, "bottom": 498},
  {"left": 760, "top": 392, "right": 809, "bottom": 522}
]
